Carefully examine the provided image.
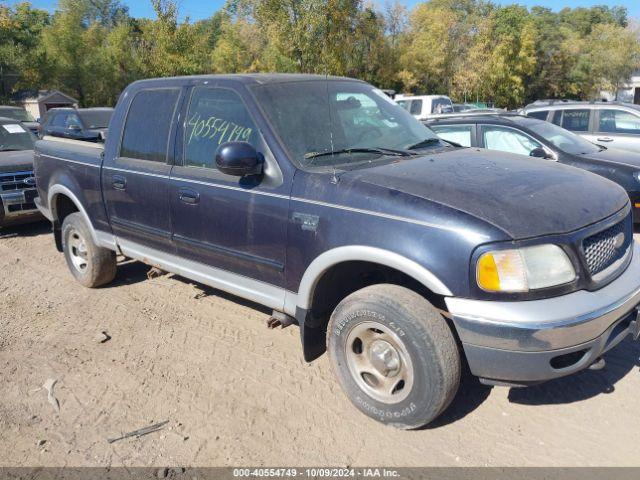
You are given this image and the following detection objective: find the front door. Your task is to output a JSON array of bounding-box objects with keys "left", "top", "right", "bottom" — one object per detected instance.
[
  {"left": 169, "top": 85, "right": 289, "bottom": 292},
  {"left": 593, "top": 108, "right": 640, "bottom": 153},
  {"left": 102, "top": 87, "right": 182, "bottom": 253}
]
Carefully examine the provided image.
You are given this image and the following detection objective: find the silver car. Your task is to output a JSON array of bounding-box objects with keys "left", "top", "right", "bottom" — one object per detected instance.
[{"left": 522, "top": 101, "right": 640, "bottom": 153}]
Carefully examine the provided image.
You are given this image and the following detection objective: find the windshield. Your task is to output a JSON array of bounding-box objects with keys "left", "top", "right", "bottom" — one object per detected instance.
[
  {"left": 517, "top": 118, "right": 600, "bottom": 155},
  {"left": 252, "top": 81, "right": 443, "bottom": 170},
  {"left": 78, "top": 110, "right": 112, "bottom": 129},
  {"left": 0, "top": 108, "right": 35, "bottom": 122},
  {"left": 0, "top": 123, "right": 36, "bottom": 151}
]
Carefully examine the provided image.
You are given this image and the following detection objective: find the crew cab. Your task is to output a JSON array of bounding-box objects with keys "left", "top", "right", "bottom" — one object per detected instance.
[{"left": 34, "top": 74, "right": 640, "bottom": 428}]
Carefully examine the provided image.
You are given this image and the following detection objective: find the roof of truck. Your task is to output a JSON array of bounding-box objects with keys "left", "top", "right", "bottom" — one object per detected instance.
[{"left": 129, "top": 73, "right": 362, "bottom": 88}]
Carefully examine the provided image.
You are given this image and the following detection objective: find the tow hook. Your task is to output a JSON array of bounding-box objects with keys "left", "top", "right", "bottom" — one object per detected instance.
[{"left": 589, "top": 357, "right": 606, "bottom": 371}]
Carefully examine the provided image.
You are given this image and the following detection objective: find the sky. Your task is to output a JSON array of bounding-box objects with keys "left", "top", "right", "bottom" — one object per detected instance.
[{"left": 7, "top": 0, "right": 640, "bottom": 21}]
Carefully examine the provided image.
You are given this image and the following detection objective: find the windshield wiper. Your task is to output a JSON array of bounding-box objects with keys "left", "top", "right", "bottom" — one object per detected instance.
[
  {"left": 407, "top": 138, "right": 443, "bottom": 150},
  {"left": 304, "top": 147, "right": 414, "bottom": 161}
]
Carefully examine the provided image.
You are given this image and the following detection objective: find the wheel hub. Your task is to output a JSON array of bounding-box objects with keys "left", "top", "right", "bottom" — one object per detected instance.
[
  {"left": 68, "top": 229, "right": 88, "bottom": 272},
  {"left": 369, "top": 340, "right": 401, "bottom": 377},
  {"left": 344, "top": 321, "right": 414, "bottom": 404}
]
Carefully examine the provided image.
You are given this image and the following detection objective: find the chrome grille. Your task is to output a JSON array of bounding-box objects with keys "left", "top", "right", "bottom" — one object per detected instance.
[
  {"left": 0, "top": 171, "right": 34, "bottom": 192},
  {"left": 582, "top": 217, "right": 631, "bottom": 276}
]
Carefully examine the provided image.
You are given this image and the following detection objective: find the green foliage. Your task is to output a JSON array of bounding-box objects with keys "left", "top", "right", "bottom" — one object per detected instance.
[{"left": 0, "top": 0, "right": 638, "bottom": 108}]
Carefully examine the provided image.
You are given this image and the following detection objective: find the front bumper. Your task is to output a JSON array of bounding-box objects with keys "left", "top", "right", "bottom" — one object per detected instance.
[
  {"left": 0, "top": 189, "right": 42, "bottom": 227},
  {"left": 446, "top": 241, "right": 640, "bottom": 383}
]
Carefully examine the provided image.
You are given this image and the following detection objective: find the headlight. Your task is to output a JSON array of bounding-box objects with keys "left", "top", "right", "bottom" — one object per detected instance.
[
  {"left": 477, "top": 244, "right": 576, "bottom": 292},
  {"left": 635, "top": 172, "right": 640, "bottom": 183}
]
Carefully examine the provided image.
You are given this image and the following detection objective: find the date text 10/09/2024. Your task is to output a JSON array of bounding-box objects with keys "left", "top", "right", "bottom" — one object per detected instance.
[{"left": 232, "top": 468, "right": 401, "bottom": 478}]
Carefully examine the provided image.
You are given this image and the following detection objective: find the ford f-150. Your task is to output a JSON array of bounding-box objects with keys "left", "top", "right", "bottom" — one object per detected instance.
[{"left": 34, "top": 74, "right": 640, "bottom": 428}]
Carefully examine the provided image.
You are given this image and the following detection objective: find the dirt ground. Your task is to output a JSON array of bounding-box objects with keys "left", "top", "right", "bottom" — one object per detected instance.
[{"left": 0, "top": 221, "right": 639, "bottom": 468}]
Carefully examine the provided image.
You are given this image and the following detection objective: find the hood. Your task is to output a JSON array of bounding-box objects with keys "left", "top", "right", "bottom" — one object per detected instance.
[
  {"left": 0, "top": 149, "right": 34, "bottom": 173},
  {"left": 340, "top": 148, "right": 628, "bottom": 240},
  {"left": 580, "top": 147, "right": 640, "bottom": 169}
]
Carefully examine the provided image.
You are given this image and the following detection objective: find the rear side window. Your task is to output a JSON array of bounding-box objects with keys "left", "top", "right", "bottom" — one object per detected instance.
[
  {"left": 598, "top": 109, "right": 640, "bottom": 134},
  {"left": 527, "top": 110, "right": 549, "bottom": 121},
  {"left": 551, "top": 110, "right": 562, "bottom": 126},
  {"left": 561, "top": 109, "right": 590, "bottom": 132},
  {"left": 409, "top": 100, "right": 422, "bottom": 115},
  {"left": 184, "top": 88, "right": 258, "bottom": 169},
  {"left": 120, "top": 89, "right": 180, "bottom": 162},
  {"left": 431, "top": 125, "right": 473, "bottom": 147}
]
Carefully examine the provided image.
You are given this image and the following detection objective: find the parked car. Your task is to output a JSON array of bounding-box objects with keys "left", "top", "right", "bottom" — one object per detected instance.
[
  {"left": 34, "top": 74, "right": 640, "bottom": 429},
  {"left": 427, "top": 113, "right": 640, "bottom": 223},
  {"left": 521, "top": 101, "right": 640, "bottom": 153},
  {"left": 395, "top": 94, "right": 453, "bottom": 119},
  {"left": 0, "top": 106, "right": 39, "bottom": 134},
  {"left": 39, "top": 107, "right": 113, "bottom": 142},
  {"left": 0, "top": 117, "right": 41, "bottom": 227}
]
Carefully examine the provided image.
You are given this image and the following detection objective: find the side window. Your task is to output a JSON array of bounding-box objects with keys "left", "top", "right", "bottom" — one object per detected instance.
[
  {"left": 431, "top": 125, "right": 473, "bottom": 147},
  {"left": 120, "top": 89, "right": 180, "bottom": 162},
  {"left": 527, "top": 110, "right": 549, "bottom": 121},
  {"left": 65, "top": 113, "right": 82, "bottom": 128},
  {"left": 50, "top": 113, "right": 67, "bottom": 127},
  {"left": 482, "top": 125, "right": 542, "bottom": 156},
  {"left": 184, "top": 88, "right": 258, "bottom": 169},
  {"left": 409, "top": 100, "right": 422, "bottom": 115},
  {"left": 431, "top": 99, "right": 452, "bottom": 114},
  {"left": 599, "top": 109, "right": 640, "bottom": 134},
  {"left": 551, "top": 110, "right": 562, "bottom": 126},
  {"left": 561, "top": 109, "right": 590, "bottom": 132}
]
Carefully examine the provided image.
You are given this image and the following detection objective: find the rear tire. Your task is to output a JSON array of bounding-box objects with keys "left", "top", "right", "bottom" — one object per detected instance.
[
  {"left": 327, "top": 284, "right": 461, "bottom": 429},
  {"left": 61, "top": 212, "right": 116, "bottom": 287}
]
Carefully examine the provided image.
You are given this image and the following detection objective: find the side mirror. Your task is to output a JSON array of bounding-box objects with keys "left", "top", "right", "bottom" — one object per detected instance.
[
  {"left": 530, "top": 147, "right": 550, "bottom": 159},
  {"left": 68, "top": 124, "right": 81, "bottom": 131},
  {"left": 215, "top": 142, "right": 263, "bottom": 176}
]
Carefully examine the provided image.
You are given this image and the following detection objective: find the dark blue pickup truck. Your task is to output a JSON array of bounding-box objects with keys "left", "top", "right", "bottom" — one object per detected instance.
[{"left": 34, "top": 74, "right": 640, "bottom": 428}]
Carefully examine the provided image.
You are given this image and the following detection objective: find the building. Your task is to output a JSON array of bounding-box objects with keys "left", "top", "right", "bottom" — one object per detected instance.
[
  {"left": 11, "top": 90, "right": 78, "bottom": 120},
  {"left": 601, "top": 70, "right": 640, "bottom": 104}
]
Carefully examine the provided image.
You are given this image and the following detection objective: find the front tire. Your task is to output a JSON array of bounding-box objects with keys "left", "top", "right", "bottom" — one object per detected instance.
[
  {"left": 327, "top": 284, "right": 461, "bottom": 429},
  {"left": 61, "top": 212, "right": 116, "bottom": 288}
]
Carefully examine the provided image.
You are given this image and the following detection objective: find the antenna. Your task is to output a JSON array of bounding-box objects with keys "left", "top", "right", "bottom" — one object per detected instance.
[{"left": 325, "top": 73, "right": 339, "bottom": 184}]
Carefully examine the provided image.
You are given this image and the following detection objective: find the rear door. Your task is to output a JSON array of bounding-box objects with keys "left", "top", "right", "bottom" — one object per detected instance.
[
  {"left": 169, "top": 84, "right": 289, "bottom": 289},
  {"left": 557, "top": 108, "right": 595, "bottom": 143},
  {"left": 102, "top": 87, "right": 182, "bottom": 253}
]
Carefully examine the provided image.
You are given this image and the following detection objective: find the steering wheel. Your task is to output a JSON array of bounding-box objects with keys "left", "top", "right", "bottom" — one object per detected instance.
[{"left": 353, "top": 125, "right": 383, "bottom": 144}]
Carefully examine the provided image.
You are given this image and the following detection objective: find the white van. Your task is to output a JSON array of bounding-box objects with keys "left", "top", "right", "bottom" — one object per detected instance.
[{"left": 395, "top": 95, "right": 454, "bottom": 120}]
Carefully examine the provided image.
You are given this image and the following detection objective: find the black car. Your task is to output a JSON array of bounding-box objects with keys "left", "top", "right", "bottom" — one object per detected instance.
[
  {"left": 39, "top": 107, "right": 113, "bottom": 142},
  {"left": 0, "top": 106, "right": 40, "bottom": 134},
  {"left": 427, "top": 113, "right": 640, "bottom": 223}
]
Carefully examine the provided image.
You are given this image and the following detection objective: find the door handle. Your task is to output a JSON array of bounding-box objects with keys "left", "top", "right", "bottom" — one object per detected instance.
[
  {"left": 597, "top": 137, "right": 614, "bottom": 142},
  {"left": 112, "top": 175, "right": 126, "bottom": 190},
  {"left": 179, "top": 188, "right": 200, "bottom": 205}
]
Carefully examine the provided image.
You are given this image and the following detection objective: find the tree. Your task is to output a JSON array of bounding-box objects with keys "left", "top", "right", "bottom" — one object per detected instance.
[{"left": 582, "top": 23, "right": 640, "bottom": 99}]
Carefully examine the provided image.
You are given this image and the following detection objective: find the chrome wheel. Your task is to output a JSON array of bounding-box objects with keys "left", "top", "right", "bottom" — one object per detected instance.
[
  {"left": 345, "top": 321, "right": 414, "bottom": 404},
  {"left": 68, "top": 228, "right": 88, "bottom": 272}
]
